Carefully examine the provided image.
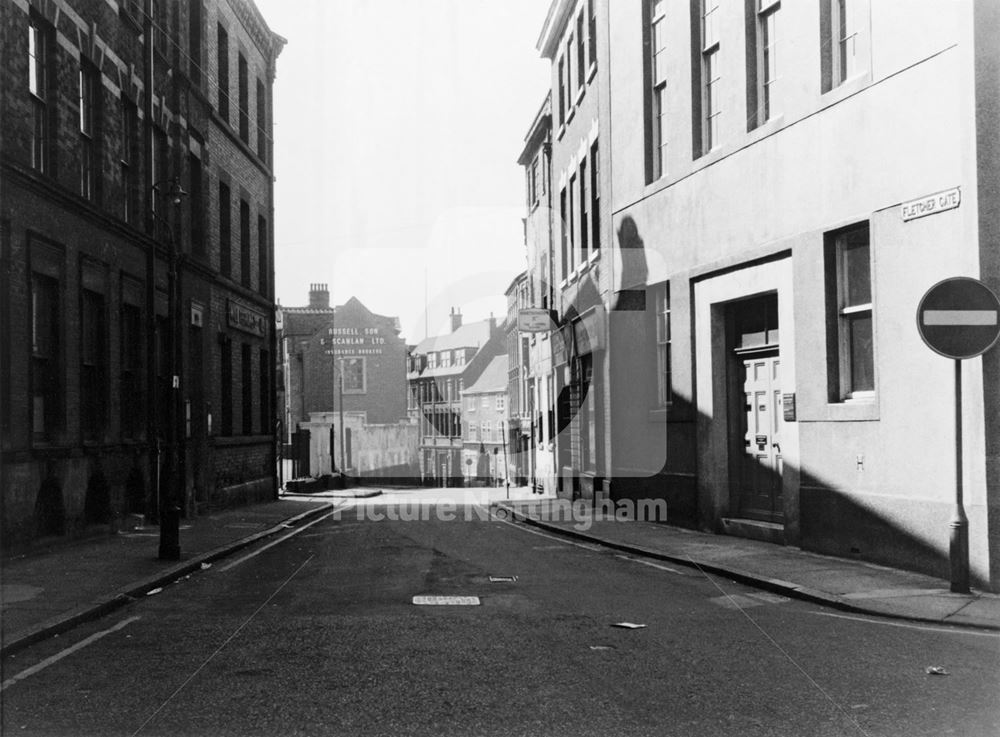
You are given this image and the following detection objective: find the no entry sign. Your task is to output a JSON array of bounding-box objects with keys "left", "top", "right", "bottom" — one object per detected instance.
[{"left": 917, "top": 277, "right": 1000, "bottom": 359}]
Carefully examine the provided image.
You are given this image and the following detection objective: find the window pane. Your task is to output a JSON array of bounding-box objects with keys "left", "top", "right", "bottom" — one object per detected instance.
[
  {"left": 653, "top": 17, "right": 668, "bottom": 84},
  {"left": 849, "top": 312, "right": 874, "bottom": 392},
  {"left": 843, "top": 234, "right": 871, "bottom": 306},
  {"left": 28, "top": 26, "right": 41, "bottom": 95},
  {"left": 703, "top": 0, "right": 719, "bottom": 48}
]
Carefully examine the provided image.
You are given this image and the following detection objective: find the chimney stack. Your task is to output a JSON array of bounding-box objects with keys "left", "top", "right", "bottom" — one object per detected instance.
[
  {"left": 450, "top": 307, "right": 463, "bottom": 333},
  {"left": 308, "top": 283, "right": 330, "bottom": 309}
]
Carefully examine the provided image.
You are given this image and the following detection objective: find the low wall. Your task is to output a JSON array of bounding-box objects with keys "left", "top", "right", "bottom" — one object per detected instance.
[{"left": 304, "top": 414, "right": 418, "bottom": 480}]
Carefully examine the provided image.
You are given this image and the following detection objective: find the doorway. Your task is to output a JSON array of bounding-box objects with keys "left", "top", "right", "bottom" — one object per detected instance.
[{"left": 728, "top": 294, "right": 783, "bottom": 523}]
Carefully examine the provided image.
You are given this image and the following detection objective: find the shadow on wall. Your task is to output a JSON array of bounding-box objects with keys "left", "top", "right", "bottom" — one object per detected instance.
[{"left": 602, "top": 215, "right": 996, "bottom": 591}]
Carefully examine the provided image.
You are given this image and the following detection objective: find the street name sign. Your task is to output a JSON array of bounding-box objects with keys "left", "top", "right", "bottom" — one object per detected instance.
[
  {"left": 901, "top": 187, "right": 961, "bottom": 222},
  {"left": 916, "top": 277, "right": 1000, "bottom": 359}
]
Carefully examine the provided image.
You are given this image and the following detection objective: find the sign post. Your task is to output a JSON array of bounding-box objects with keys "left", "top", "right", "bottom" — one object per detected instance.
[{"left": 916, "top": 277, "right": 1000, "bottom": 593}]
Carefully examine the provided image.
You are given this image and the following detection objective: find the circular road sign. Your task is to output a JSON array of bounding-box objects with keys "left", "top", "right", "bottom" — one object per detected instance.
[{"left": 917, "top": 277, "right": 1000, "bottom": 359}]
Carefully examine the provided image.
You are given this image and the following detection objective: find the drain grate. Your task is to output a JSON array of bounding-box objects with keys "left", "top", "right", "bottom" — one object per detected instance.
[{"left": 412, "top": 595, "right": 481, "bottom": 606}]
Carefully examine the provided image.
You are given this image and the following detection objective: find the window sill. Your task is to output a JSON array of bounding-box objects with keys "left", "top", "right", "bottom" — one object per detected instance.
[
  {"left": 574, "top": 87, "right": 585, "bottom": 107},
  {"left": 557, "top": 124, "right": 566, "bottom": 141},
  {"left": 588, "top": 63, "right": 597, "bottom": 85},
  {"left": 748, "top": 112, "right": 785, "bottom": 140},
  {"left": 801, "top": 397, "right": 879, "bottom": 422},
  {"left": 821, "top": 72, "right": 871, "bottom": 105},
  {"left": 566, "top": 106, "right": 576, "bottom": 126},
  {"left": 648, "top": 408, "right": 667, "bottom": 424}
]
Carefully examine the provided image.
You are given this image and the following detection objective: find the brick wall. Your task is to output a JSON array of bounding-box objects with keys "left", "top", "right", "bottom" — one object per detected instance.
[{"left": 0, "top": 0, "right": 283, "bottom": 550}]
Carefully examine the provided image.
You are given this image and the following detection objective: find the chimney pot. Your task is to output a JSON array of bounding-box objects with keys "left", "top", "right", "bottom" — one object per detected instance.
[{"left": 308, "top": 283, "right": 331, "bottom": 309}]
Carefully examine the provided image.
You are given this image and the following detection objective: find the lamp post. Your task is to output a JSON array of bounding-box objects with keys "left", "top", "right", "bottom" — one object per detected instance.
[{"left": 150, "top": 177, "right": 187, "bottom": 560}]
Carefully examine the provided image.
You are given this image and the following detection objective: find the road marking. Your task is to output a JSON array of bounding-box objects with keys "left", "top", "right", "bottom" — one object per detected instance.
[
  {"left": 484, "top": 507, "right": 602, "bottom": 551},
  {"left": 685, "top": 557, "right": 873, "bottom": 737},
  {"left": 923, "top": 310, "right": 997, "bottom": 326},
  {"left": 0, "top": 616, "right": 141, "bottom": 693},
  {"left": 615, "top": 554, "right": 689, "bottom": 576},
  {"left": 131, "top": 556, "right": 314, "bottom": 736},
  {"left": 218, "top": 506, "right": 341, "bottom": 572},
  {"left": 809, "top": 611, "right": 1000, "bottom": 638},
  {"left": 412, "top": 596, "right": 480, "bottom": 606},
  {"left": 709, "top": 592, "right": 790, "bottom": 610}
]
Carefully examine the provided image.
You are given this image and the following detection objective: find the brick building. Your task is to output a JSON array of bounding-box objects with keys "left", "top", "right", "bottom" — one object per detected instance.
[
  {"left": 278, "top": 285, "right": 409, "bottom": 474},
  {"left": 0, "top": 0, "right": 284, "bottom": 551},
  {"left": 407, "top": 311, "right": 504, "bottom": 486}
]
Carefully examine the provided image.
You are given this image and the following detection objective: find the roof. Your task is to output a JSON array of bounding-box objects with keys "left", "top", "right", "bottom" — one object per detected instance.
[
  {"left": 463, "top": 356, "right": 509, "bottom": 395},
  {"left": 412, "top": 318, "right": 493, "bottom": 354},
  {"left": 517, "top": 95, "right": 552, "bottom": 166},
  {"left": 504, "top": 270, "right": 528, "bottom": 297},
  {"left": 280, "top": 296, "right": 402, "bottom": 337},
  {"left": 537, "top": 0, "right": 576, "bottom": 60}
]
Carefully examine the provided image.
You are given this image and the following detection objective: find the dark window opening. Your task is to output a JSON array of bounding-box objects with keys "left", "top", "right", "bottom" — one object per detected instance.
[
  {"left": 217, "top": 24, "right": 229, "bottom": 122},
  {"left": 81, "top": 288, "right": 107, "bottom": 441},
  {"left": 241, "top": 343, "right": 253, "bottom": 435},
  {"left": 121, "top": 303, "right": 143, "bottom": 439},
  {"left": 219, "top": 180, "right": 231, "bottom": 276},
  {"left": 31, "top": 273, "right": 60, "bottom": 440},
  {"left": 238, "top": 54, "right": 249, "bottom": 142},
  {"left": 220, "top": 338, "right": 232, "bottom": 435},
  {"left": 240, "top": 200, "right": 251, "bottom": 287}
]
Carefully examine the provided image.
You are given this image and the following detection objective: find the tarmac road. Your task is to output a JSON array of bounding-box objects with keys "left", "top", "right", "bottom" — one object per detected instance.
[{"left": 2, "top": 497, "right": 997, "bottom": 737}]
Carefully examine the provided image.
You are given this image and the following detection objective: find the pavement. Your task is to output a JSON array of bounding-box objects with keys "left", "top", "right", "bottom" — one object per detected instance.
[
  {"left": 2, "top": 489, "right": 997, "bottom": 662},
  {"left": 496, "top": 498, "right": 1000, "bottom": 631},
  {"left": 0, "top": 498, "right": 334, "bottom": 657}
]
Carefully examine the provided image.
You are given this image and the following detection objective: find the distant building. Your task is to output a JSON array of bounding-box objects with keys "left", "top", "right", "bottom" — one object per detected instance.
[
  {"left": 407, "top": 310, "right": 504, "bottom": 486},
  {"left": 278, "top": 285, "right": 409, "bottom": 476},
  {"left": 0, "top": 0, "right": 284, "bottom": 550},
  {"left": 516, "top": 95, "right": 558, "bottom": 496},
  {"left": 504, "top": 273, "right": 532, "bottom": 486},
  {"left": 461, "top": 355, "right": 510, "bottom": 486}
]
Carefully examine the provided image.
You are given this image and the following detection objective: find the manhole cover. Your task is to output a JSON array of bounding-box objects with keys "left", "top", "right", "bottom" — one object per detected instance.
[{"left": 412, "top": 596, "right": 481, "bottom": 606}]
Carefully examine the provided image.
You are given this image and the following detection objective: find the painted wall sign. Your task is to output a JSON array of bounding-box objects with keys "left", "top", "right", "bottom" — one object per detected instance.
[
  {"left": 227, "top": 300, "right": 267, "bottom": 337},
  {"left": 322, "top": 327, "right": 387, "bottom": 356},
  {"left": 901, "top": 187, "right": 961, "bottom": 222},
  {"left": 517, "top": 308, "right": 554, "bottom": 332}
]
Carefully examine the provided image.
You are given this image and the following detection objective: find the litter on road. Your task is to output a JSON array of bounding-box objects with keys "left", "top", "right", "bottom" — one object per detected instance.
[
  {"left": 925, "top": 666, "right": 950, "bottom": 676},
  {"left": 611, "top": 622, "right": 647, "bottom": 629},
  {"left": 145, "top": 588, "right": 163, "bottom": 597}
]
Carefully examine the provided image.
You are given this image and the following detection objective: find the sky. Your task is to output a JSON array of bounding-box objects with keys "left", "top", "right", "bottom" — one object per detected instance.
[{"left": 253, "top": 0, "right": 552, "bottom": 343}]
